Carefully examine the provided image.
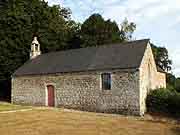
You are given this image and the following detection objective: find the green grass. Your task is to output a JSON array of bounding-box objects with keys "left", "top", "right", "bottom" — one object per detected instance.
[
  {"left": 0, "top": 103, "right": 179, "bottom": 135},
  {"left": 0, "top": 108, "right": 179, "bottom": 135},
  {"left": 0, "top": 102, "right": 31, "bottom": 112}
]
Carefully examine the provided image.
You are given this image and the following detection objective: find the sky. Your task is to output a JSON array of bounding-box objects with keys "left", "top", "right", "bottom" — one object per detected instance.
[{"left": 47, "top": 0, "right": 180, "bottom": 77}]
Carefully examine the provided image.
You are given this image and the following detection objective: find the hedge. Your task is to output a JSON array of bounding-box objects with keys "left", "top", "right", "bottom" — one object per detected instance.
[{"left": 146, "top": 88, "right": 180, "bottom": 117}]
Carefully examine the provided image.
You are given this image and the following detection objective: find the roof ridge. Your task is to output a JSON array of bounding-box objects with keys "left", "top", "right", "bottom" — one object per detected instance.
[{"left": 40, "top": 39, "right": 150, "bottom": 56}]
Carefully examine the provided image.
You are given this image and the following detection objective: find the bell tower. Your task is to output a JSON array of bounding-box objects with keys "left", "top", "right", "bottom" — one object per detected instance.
[{"left": 30, "top": 37, "right": 41, "bottom": 59}]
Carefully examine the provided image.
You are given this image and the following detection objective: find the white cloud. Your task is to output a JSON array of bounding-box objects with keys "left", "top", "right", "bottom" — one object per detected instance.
[{"left": 48, "top": 0, "right": 180, "bottom": 76}]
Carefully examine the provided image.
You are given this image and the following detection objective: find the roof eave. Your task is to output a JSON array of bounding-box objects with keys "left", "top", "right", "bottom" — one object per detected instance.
[{"left": 13, "top": 67, "right": 139, "bottom": 77}]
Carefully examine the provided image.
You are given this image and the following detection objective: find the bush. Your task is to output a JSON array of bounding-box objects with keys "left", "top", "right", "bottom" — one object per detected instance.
[
  {"left": 166, "top": 84, "right": 176, "bottom": 92},
  {"left": 175, "top": 78, "right": 180, "bottom": 93},
  {"left": 146, "top": 88, "right": 180, "bottom": 117}
]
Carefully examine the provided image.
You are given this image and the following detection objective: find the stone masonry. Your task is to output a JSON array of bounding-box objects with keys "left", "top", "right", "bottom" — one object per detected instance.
[
  {"left": 12, "top": 69, "right": 141, "bottom": 115},
  {"left": 139, "top": 43, "right": 166, "bottom": 114}
]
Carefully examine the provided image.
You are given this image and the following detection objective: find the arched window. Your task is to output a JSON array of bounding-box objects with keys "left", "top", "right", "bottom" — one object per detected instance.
[{"left": 101, "top": 73, "right": 111, "bottom": 90}]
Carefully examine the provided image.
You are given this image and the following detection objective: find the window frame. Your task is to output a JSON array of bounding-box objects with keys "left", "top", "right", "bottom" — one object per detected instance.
[
  {"left": 101, "top": 73, "right": 111, "bottom": 90},
  {"left": 35, "top": 44, "right": 39, "bottom": 51}
]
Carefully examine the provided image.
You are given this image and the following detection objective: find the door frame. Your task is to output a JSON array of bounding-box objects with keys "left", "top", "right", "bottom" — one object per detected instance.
[{"left": 45, "top": 83, "right": 56, "bottom": 107}]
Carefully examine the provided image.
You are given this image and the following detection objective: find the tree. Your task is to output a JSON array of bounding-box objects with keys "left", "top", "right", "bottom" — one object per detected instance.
[
  {"left": 80, "top": 14, "right": 136, "bottom": 47},
  {"left": 175, "top": 78, "right": 180, "bottom": 93},
  {"left": 66, "top": 20, "right": 82, "bottom": 49},
  {"left": 0, "top": 0, "right": 76, "bottom": 99},
  {"left": 166, "top": 73, "right": 176, "bottom": 89},
  {"left": 119, "top": 18, "right": 136, "bottom": 41},
  {"left": 151, "top": 44, "right": 172, "bottom": 72}
]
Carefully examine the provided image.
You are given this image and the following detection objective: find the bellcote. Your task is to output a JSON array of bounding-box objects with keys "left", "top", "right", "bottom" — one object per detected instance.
[{"left": 30, "top": 37, "right": 41, "bottom": 59}]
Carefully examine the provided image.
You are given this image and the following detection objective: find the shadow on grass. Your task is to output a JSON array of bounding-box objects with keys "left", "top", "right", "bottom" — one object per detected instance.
[
  {"left": 171, "top": 127, "right": 180, "bottom": 135},
  {"left": 0, "top": 97, "right": 11, "bottom": 103},
  {"left": 148, "top": 112, "right": 180, "bottom": 123}
]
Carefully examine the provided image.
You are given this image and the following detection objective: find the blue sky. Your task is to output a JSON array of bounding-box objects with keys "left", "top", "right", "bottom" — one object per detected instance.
[{"left": 47, "top": 0, "right": 180, "bottom": 77}]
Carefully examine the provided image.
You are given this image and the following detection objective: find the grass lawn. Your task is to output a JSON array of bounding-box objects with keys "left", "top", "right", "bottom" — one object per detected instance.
[
  {"left": 0, "top": 106, "right": 179, "bottom": 135},
  {"left": 0, "top": 102, "right": 31, "bottom": 112}
]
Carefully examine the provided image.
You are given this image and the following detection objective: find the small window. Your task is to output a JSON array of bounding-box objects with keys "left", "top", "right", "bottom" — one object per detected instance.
[
  {"left": 35, "top": 44, "right": 38, "bottom": 51},
  {"left": 101, "top": 73, "right": 111, "bottom": 90}
]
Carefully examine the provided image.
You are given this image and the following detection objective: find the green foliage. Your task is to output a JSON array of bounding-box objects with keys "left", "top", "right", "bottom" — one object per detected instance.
[
  {"left": 165, "top": 73, "right": 180, "bottom": 93},
  {"left": 166, "top": 73, "right": 176, "bottom": 87},
  {"left": 0, "top": 0, "right": 73, "bottom": 77},
  {"left": 166, "top": 84, "right": 176, "bottom": 92},
  {"left": 175, "top": 78, "right": 180, "bottom": 93},
  {"left": 66, "top": 20, "right": 82, "bottom": 49},
  {"left": 146, "top": 88, "right": 180, "bottom": 117},
  {"left": 80, "top": 13, "right": 136, "bottom": 47},
  {"left": 151, "top": 44, "right": 172, "bottom": 72},
  {"left": 119, "top": 18, "right": 136, "bottom": 41}
]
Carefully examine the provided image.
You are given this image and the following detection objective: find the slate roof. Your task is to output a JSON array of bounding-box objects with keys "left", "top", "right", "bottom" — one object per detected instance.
[{"left": 13, "top": 39, "right": 150, "bottom": 76}]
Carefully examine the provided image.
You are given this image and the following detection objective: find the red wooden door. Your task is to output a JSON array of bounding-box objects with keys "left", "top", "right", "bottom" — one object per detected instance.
[{"left": 47, "top": 85, "right": 55, "bottom": 107}]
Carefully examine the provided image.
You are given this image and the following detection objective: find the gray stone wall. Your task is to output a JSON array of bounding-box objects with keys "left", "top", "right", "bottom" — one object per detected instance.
[{"left": 12, "top": 69, "right": 140, "bottom": 115}]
